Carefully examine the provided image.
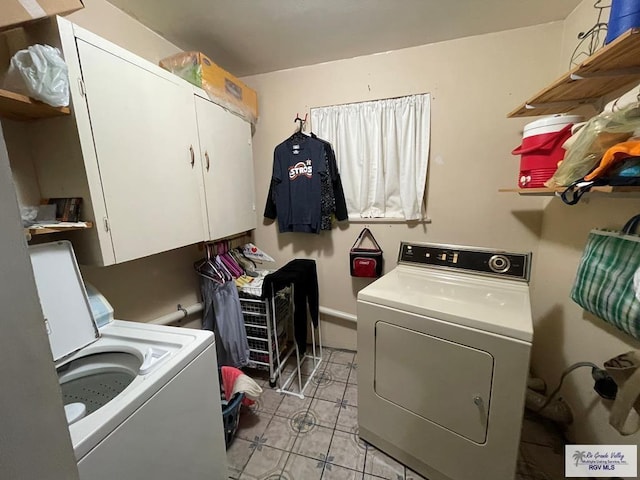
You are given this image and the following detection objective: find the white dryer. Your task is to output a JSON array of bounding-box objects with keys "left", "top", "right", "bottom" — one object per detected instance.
[
  {"left": 29, "top": 241, "right": 228, "bottom": 480},
  {"left": 357, "top": 242, "right": 533, "bottom": 480}
]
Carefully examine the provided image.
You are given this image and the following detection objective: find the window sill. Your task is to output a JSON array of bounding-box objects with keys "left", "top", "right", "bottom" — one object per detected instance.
[{"left": 347, "top": 217, "right": 432, "bottom": 224}]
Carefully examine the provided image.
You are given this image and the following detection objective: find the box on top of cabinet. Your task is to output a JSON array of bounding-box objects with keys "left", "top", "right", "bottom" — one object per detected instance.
[
  {"left": 160, "top": 51, "right": 258, "bottom": 125},
  {"left": 1, "top": 0, "right": 84, "bottom": 31}
]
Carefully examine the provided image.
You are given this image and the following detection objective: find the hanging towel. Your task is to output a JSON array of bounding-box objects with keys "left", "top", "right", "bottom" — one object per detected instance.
[
  {"left": 201, "top": 279, "right": 249, "bottom": 368},
  {"left": 261, "top": 259, "right": 319, "bottom": 355}
]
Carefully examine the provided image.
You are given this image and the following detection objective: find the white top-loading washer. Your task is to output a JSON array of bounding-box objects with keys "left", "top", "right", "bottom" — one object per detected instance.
[
  {"left": 29, "top": 241, "right": 227, "bottom": 479},
  {"left": 357, "top": 242, "right": 533, "bottom": 480}
]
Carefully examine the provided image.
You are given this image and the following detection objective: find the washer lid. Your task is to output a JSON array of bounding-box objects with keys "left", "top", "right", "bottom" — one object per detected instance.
[
  {"left": 358, "top": 265, "right": 533, "bottom": 342},
  {"left": 29, "top": 241, "right": 99, "bottom": 362}
]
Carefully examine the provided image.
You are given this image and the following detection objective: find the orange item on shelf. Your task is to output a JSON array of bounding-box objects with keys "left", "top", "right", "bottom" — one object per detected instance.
[{"left": 584, "top": 140, "right": 640, "bottom": 180}]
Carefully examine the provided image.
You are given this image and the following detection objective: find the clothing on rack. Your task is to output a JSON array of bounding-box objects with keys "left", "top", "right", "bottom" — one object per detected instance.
[
  {"left": 261, "top": 259, "right": 319, "bottom": 355},
  {"left": 238, "top": 269, "right": 269, "bottom": 297},
  {"left": 220, "top": 252, "right": 244, "bottom": 278},
  {"left": 264, "top": 125, "right": 347, "bottom": 233},
  {"left": 201, "top": 273, "right": 250, "bottom": 368},
  {"left": 319, "top": 154, "right": 336, "bottom": 231},
  {"left": 311, "top": 132, "right": 348, "bottom": 226},
  {"left": 264, "top": 135, "right": 326, "bottom": 233},
  {"left": 229, "top": 249, "right": 258, "bottom": 277}
]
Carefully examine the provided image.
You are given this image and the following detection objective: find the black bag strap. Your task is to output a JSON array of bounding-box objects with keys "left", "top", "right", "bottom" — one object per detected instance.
[
  {"left": 622, "top": 214, "right": 640, "bottom": 235},
  {"left": 351, "top": 228, "right": 382, "bottom": 251},
  {"left": 560, "top": 179, "right": 597, "bottom": 205}
]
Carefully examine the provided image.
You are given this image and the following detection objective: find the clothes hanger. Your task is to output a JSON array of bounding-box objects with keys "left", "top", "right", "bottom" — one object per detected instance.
[
  {"left": 206, "top": 244, "right": 227, "bottom": 284},
  {"left": 194, "top": 245, "right": 208, "bottom": 272},
  {"left": 288, "top": 113, "right": 309, "bottom": 143},
  {"left": 194, "top": 243, "right": 214, "bottom": 272},
  {"left": 227, "top": 251, "right": 246, "bottom": 276},
  {"left": 214, "top": 255, "right": 234, "bottom": 282},
  {"left": 194, "top": 244, "right": 224, "bottom": 284},
  {"left": 207, "top": 240, "right": 241, "bottom": 280},
  {"left": 220, "top": 251, "right": 244, "bottom": 278}
]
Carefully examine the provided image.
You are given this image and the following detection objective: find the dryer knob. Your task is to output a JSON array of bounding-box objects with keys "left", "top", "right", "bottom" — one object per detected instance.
[{"left": 488, "top": 254, "right": 510, "bottom": 273}]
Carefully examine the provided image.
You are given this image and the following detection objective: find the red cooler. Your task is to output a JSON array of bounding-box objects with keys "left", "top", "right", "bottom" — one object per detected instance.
[{"left": 512, "top": 115, "right": 582, "bottom": 188}]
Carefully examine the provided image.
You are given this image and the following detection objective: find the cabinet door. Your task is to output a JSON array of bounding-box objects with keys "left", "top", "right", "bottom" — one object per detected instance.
[
  {"left": 76, "top": 40, "right": 205, "bottom": 263},
  {"left": 195, "top": 96, "right": 255, "bottom": 240}
]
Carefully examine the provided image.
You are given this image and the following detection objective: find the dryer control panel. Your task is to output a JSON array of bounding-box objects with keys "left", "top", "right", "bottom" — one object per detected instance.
[{"left": 398, "top": 242, "right": 531, "bottom": 282}]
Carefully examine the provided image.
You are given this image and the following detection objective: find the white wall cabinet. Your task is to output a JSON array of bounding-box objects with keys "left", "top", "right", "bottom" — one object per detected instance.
[
  {"left": 75, "top": 40, "right": 206, "bottom": 263},
  {"left": 195, "top": 95, "right": 256, "bottom": 241},
  {"left": 11, "top": 17, "right": 255, "bottom": 265}
]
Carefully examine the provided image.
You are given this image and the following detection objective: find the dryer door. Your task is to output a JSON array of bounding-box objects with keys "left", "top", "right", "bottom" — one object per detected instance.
[{"left": 374, "top": 321, "right": 493, "bottom": 443}]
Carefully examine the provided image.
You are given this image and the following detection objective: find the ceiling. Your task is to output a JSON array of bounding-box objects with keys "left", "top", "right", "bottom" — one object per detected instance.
[{"left": 107, "top": 0, "right": 583, "bottom": 77}]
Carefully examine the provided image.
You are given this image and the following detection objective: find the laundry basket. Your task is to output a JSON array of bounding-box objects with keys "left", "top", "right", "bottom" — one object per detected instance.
[{"left": 221, "top": 392, "right": 244, "bottom": 449}]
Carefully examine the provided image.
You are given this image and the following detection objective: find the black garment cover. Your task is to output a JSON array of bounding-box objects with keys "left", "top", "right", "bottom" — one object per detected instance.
[
  {"left": 261, "top": 259, "right": 319, "bottom": 355},
  {"left": 310, "top": 133, "right": 348, "bottom": 222}
]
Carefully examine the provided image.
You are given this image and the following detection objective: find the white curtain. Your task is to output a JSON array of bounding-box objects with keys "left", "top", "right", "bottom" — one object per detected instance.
[{"left": 311, "top": 94, "right": 430, "bottom": 220}]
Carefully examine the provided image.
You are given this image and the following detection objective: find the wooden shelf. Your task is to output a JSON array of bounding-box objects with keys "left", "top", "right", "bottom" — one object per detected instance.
[
  {"left": 0, "top": 88, "right": 71, "bottom": 121},
  {"left": 499, "top": 186, "right": 640, "bottom": 196},
  {"left": 509, "top": 28, "right": 640, "bottom": 118},
  {"left": 25, "top": 222, "right": 93, "bottom": 238}
]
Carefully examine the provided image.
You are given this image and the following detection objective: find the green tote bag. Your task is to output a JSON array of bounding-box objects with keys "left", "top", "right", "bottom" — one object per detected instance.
[{"left": 571, "top": 214, "right": 640, "bottom": 340}]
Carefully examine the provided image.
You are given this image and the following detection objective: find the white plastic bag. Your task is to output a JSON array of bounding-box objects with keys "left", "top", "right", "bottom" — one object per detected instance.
[{"left": 4, "top": 44, "right": 69, "bottom": 107}]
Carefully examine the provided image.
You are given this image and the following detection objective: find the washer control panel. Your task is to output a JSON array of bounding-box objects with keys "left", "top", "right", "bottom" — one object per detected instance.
[{"left": 398, "top": 242, "right": 531, "bottom": 282}]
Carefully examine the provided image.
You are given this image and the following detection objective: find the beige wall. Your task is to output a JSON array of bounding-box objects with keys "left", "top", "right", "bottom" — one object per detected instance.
[
  {"left": 242, "top": 23, "right": 565, "bottom": 349},
  {"left": 530, "top": 0, "right": 640, "bottom": 446},
  {"left": 67, "top": 0, "right": 181, "bottom": 64}
]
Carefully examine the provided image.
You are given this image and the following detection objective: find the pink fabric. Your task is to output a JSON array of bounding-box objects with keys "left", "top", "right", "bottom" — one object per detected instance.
[
  {"left": 221, "top": 366, "right": 255, "bottom": 406},
  {"left": 221, "top": 366, "right": 243, "bottom": 401}
]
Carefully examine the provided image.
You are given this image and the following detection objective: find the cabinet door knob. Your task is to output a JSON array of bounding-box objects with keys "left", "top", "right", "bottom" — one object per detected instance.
[
  {"left": 473, "top": 395, "right": 483, "bottom": 406},
  {"left": 189, "top": 145, "right": 195, "bottom": 168},
  {"left": 205, "top": 151, "right": 210, "bottom": 172}
]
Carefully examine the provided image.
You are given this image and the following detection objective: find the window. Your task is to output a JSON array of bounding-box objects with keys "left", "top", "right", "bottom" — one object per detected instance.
[{"left": 310, "top": 93, "right": 430, "bottom": 220}]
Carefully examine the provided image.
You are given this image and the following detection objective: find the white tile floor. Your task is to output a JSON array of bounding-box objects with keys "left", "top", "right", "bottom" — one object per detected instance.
[{"left": 227, "top": 348, "right": 566, "bottom": 480}]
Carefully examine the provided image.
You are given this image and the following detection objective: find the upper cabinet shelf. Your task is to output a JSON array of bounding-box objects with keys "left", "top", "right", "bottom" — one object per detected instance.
[
  {"left": 0, "top": 88, "right": 71, "bottom": 121},
  {"left": 508, "top": 28, "right": 640, "bottom": 118}
]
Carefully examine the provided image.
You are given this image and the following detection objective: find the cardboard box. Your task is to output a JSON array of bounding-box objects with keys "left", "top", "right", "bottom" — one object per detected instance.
[
  {"left": 160, "top": 52, "right": 258, "bottom": 124},
  {"left": 1, "top": 0, "right": 84, "bottom": 31}
]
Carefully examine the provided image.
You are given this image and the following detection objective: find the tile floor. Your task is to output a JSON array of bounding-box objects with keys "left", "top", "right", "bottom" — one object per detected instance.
[{"left": 227, "top": 348, "right": 566, "bottom": 480}]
